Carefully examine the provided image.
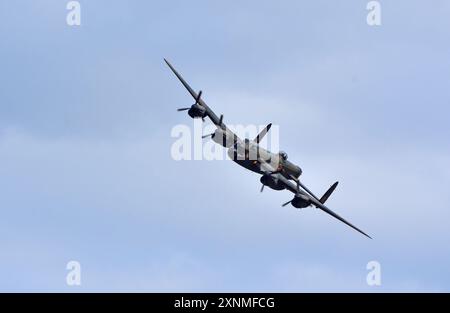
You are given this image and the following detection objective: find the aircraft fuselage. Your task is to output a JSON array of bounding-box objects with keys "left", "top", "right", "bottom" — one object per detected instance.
[{"left": 226, "top": 139, "right": 302, "bottom": 180}]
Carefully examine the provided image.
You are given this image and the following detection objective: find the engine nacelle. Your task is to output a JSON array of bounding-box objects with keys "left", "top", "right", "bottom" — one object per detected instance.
[
  {"left": 260, "top": 174, "right": 285, "bottom": 191},
  {"left": 291, "top": 194, "right": 311, "bottom": 208},
  {"left": 188, "top": 104, "right": 207, "bottom": 119},
  {"left": 282, "top": 160, "right": 302, "bottom": 179},
  {"left": 212, "top": 128, "right": 234, "bottom": 147}
]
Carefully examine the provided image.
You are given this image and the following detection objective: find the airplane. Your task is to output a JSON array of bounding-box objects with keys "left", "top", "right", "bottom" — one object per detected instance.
[{"left": 165, "top": 59, "right": 372, "bottom": 239}]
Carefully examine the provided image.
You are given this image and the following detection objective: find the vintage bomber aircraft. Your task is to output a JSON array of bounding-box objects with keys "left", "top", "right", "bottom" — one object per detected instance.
[{"left": 165, "top": 59, "right": 371, "bottom": 239}]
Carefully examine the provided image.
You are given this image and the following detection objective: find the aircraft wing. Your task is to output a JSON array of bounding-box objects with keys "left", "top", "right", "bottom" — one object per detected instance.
[
  {"left": 309, "top": 197, "right": 372, "bottom": 239},
  {"left": 273, "top": 171, "right": 372, "bottom": 239},
  {"left": 165, "top": 59, "right": 241, "bottom": 142}
]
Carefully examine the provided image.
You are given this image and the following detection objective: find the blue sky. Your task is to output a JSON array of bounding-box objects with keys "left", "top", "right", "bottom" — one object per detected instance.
[{"left": 1, "top": 0, "right": 450, "bottom": 291}]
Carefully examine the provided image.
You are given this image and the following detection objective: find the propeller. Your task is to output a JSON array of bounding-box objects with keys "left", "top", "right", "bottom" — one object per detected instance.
[
  {"left": 202, "top": 113, "right": 224, "bottom": 138},
  {"left": 259, "top": 170, "right": 281, "bottom": 193},
  {"left": 281, "top": 175, "right": 313, "bottom": 208},
  {"left": 177, "top": 90, "right": 203, "bottom": 112}
]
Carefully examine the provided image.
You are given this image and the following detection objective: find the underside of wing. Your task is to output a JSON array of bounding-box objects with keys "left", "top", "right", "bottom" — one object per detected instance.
[{"left": 311, "top": 198, "right": 372, "bottom": 239}]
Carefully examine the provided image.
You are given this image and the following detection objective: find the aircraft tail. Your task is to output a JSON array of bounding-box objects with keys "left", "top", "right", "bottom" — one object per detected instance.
[{"left": 319, "top": 181, "right": 339, "bottom": 204}]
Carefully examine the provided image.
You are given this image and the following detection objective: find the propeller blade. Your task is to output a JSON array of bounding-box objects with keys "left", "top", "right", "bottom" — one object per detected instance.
[
  {"left": 260, "top": 184, "right": 265, "bottom": 193},
  {"left": 195, "top": 90, "right": 202, "bottom": 105},
  {"left": 202, "top": 133, "right": 214, "bottom": 139},
  {"left": 177, "top": 108, "right": 190, "bottom": 111},
  {"left": 282, "top": 200, "right": 292, "bottom": 207},
  {"left": 218, "top": 114, "right": 223, "bottom": 127}
]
